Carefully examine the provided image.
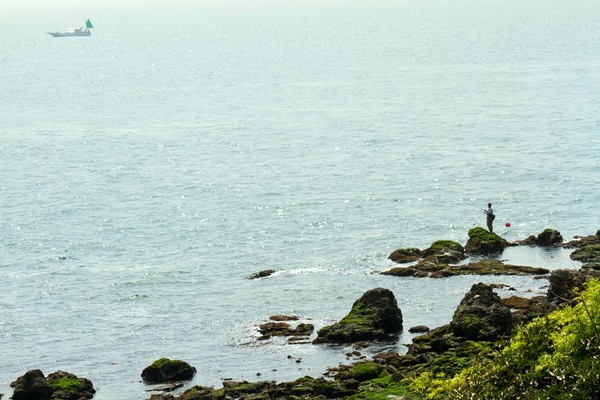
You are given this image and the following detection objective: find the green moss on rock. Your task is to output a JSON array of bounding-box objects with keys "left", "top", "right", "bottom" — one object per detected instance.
[
  {"left": 465, "top": 227, "right": 508, "bottom": 255},
  {"left": 49, "top": 376, "right": 84, "bottom": 392},
  {"left": 429, "top": 240, "right": 464, "bottom": 253},
  {"left": 350, "top": 361, "right": 385, "bottom": 382},
  {"left": 313, "top": 288, "right": 402, "bottom": 344},
  {"left": 141, "top": 358, "right": 196, "bottom": 383}
]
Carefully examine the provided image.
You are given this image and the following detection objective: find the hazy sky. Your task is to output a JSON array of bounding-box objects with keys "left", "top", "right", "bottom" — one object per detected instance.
[
  {"left": 0, "top": 0, "right": 385, "bottom": 18},
  {"left": 0, "top": 0, "right": 419, "bottom": 29}
]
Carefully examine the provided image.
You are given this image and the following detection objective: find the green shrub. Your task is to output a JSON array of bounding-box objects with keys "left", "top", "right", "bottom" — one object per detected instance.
[{"left": 424, "top": 279, "right": 600, "bottom": 399}]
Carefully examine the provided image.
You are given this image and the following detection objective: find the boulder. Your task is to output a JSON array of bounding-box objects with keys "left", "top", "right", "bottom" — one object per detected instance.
[
  {"left": 536, "top": 229, "right": 563, "bottom": 246},
  {"left": 547, "top": 269, "right": 600, "bottom": 309},
  {"left": 450, "top": 283, "right": 513, "bottom": 340},
  {"left": 388, "top": 247, "right": 422, "bottom": 264},
  {"left": 465, "top": 227, "right": 509, "bottom": 255},
  {"left": 422, "top": 240, "right": 466, "bottom": 264},
  {"left": 514, "top": 235, "right": 537, "bottom": 246},
  {"left": 248, "top": 269, "right": 275, "bottom": 279},
  {"left": 10, "top": 370, "right": 53, "bottom": 400},
  {"left": 141, "top": 358, "right": 196, "bottom": 384},
  {"left": 313, "top": 288, "right": 402, "bottom": 344},
  {"left": 47, "top": 371, "right": 95, "bottom": 400},
  {"left": 408, "top": 325, "right": 430, "bottom": 333}
]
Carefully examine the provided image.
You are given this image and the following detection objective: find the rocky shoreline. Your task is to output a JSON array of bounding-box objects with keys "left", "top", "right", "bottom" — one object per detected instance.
[{"left": 5, "top": 227, "right": 600, "bottom": 400}]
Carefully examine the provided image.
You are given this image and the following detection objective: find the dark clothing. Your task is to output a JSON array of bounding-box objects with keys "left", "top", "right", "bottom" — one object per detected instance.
[{"left": 485, "top": 209, "right": 495, "bottom": 233}]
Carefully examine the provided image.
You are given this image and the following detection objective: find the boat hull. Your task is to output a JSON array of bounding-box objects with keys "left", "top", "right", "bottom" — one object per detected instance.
[{"left": 48, "top": 31, "right": 91, "bottom": 37}]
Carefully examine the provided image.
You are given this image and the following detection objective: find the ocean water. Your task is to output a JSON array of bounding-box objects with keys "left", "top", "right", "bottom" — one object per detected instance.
[{"left": 1, "top": 1, "right": 600, "bottom": 398}]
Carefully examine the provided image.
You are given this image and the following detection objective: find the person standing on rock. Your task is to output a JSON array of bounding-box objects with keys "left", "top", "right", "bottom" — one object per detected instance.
[{"left": 484, "top": 203, "right": 495, "bottom": 233}]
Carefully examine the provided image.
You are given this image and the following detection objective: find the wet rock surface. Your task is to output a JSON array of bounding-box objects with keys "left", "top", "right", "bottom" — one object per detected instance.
[
  {"left": 248, "top": 269, "right": 276, "bottom": 279},
  {"left": 382, "top": 259, "right": 549, "bottom": 278}
]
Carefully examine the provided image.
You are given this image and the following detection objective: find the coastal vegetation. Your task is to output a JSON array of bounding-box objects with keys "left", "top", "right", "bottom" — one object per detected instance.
[{"left": 413, "top": 279, "right": 600, "bottom": 400}]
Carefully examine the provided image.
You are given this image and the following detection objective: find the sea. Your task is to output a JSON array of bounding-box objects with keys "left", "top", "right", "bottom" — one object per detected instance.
[{"left": 1, "top": 0, "right": 599, "bottom": 398}]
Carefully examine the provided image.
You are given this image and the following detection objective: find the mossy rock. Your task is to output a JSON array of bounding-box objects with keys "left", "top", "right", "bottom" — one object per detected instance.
[
  {"left": 313, "top": 288, "right": 402, "bottom": 344},
  {"left": 47, "top": 371, "right": 95, "bottom": 400},
  {"left": 427, "top": 240, "right": 464, "bottom": 253},
  {"left": 421, "top": 240, "right": 466, "bottom": 264},
  {"left": 289, "top": 376, "right": 342, "bottom": 397},
  {"left": 349, "top": 361, "right": 385, "bottom": 381},
  {"left": 382, "top": 259, "right": 548, "bottom": 278},
  {"left": 465, "top": 227, "right": 509, "bottom": 255},
  {"left": 571, "top": 243, "right": 600, "bottom": 263},
  {"left": 141, "top": 358, "right": 196, "bottom": 383}
]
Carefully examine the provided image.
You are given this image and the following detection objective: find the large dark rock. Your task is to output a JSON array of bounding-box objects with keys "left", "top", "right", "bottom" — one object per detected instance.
[
  {"left": 313, "top": 288, "right": 402, "bottom": 344},
  {"left": 11, "top": 370, "right": 53, "bottom": 400},
  {"left": 388, "top": 247, "right": 422, "bottom": 264},
  {"left": 450, "top": 283, "right": 513, "bottom": 340},
  {"left": 536, "top": 229, "right": 563, "bottom": 246},
  {"left": 465, "top": 227, "right": 509, "bottom": 255},
  {"left": 547, "top": 269, "right": 600, "bottom": 309},
  {"left": 141, "top": 358, "right": 196, "bottom": 384},
  {"left": 248, "top": 269, "right": 276, "bottom": 279}
]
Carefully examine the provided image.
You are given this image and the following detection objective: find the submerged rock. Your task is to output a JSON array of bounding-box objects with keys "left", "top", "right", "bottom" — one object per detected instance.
[
  {"left": 248, "top": 269, "right": 276, "bottom": 279},
  {"left": 450, "top": 283, "right": 513, "bottom": 340},
  {"left": 465, "top": 227, "right": 509, "bottom": 255},
  {"left": 141, "top": 358, "right": 196, "bottom": 384},
  {"left": 313, "top": 288, "right": 402, "bottom": 344},
  {"left": 257, "top": 321, "right": 314, "bottom": 341}
]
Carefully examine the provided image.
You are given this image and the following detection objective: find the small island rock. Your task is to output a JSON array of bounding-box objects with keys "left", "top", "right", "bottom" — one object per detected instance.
[
  {"left": 248, "top": 269, "right": 276, "bottom": 279},
  {"left": 536, "top": 229, "right": 564, "bottom": 246},
  {"left": 465, "top": 227, "right": 509, "bottom": 255},
  {"left": 142, "top": 358, "right": 196, "bottom": 384},
  {"left": 313, "top": 288, "right": 402, "bottom": 344}
]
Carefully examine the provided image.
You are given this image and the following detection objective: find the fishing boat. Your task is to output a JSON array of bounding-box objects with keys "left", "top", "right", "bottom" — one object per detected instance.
[{"left": 48, "top": 19, "right": 94, "bottom": 37}]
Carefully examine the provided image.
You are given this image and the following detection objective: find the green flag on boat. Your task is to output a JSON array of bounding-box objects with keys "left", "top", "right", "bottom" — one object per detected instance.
[{"left": 86, "top": 19, "right": 94, "bottom": 29}]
